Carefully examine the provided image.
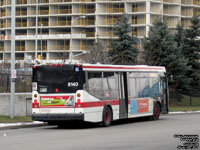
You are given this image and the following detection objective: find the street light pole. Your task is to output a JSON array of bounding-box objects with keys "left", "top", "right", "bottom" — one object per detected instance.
[
  {"left": 35, "top": 0, "right": 38, "bottom": 60},
  {"left": 69, "top": 16, "right": 85, "bottom": 64},
  {"left": 10, "top": 0, "right": 16, "bottom": 119}
]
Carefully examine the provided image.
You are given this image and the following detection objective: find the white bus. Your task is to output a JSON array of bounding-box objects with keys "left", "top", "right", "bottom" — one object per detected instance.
[{"left": 32, "top": 64, "right": 169, "bottom": 127}]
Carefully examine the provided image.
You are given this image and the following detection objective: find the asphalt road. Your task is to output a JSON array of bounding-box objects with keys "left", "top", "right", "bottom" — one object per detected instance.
[{"left": 0, "top": 114, "right": 199, "bottom": 150}]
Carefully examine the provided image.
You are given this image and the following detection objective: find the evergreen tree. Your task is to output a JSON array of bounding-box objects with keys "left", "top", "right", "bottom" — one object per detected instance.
[
  {"left": 144, "top": 19, "right": 190, "bottom": 91},
  {"left": 182, "top": 16, "right": 200, "bottom": 92},
  {"left": 109, "top": 15, "right": 138, "bottom": 65},
  {"left": 174, "top": 24, "right": 185, "bottom": 49}
]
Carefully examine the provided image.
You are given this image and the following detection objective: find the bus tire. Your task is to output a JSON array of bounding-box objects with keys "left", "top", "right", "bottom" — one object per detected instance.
[
  {"left": 152, "top": 103, "right": 161, "bottom": 120},
  {"left": 103, "top": 106, "right": 113, "bottom": 127}
]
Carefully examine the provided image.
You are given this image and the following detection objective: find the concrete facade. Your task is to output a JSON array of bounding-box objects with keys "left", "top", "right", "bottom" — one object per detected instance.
[
  {"left": 0, "top": 93, "right": 32, "bottom": 116},
  {"left": 0, "top": 0, "right": 200, "bottom": 61}
]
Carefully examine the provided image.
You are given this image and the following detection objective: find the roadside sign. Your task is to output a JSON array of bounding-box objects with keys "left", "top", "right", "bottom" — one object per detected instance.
[{"left": 11, "top": 70, "right": 16, "bottom": 79}]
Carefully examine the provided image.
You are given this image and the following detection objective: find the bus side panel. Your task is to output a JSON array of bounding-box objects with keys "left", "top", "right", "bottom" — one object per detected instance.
[
  {"left": 83, "top": 91, "right": 103, "bottom": 122},
  {"left": 128, "top": 98, "right": 153, "bottom": 118},
  {"left": 82, "top": 91, "right": 120, "bottom": 123}
]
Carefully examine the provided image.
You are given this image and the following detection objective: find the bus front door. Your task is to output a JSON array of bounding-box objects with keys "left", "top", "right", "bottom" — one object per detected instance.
[{"left": 118, "top": 72, "right": 128, "bottom": 119}]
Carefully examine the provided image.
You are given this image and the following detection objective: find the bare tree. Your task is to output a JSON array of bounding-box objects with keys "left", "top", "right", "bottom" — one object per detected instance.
[{"left": 81, "top": 41, "right": 111, "bottom": 64}]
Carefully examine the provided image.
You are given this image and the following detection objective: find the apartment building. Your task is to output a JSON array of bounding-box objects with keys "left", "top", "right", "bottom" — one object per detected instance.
[{"left": 0, "top": 0, "right": 200, "bottom": 61}]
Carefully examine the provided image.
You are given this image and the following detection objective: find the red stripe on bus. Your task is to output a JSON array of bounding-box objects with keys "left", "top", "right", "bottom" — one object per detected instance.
[
  {"left": 75, "top": 100, "right": 120, "bottom": 108},
  {"left": 82, "top": 66, "right": 164, "bottom": 70}
]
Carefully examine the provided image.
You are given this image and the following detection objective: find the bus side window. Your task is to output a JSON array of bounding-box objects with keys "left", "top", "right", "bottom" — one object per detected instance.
[
  {"left": 139, "top": 77, "right": 150, "bottom": 98},
  {"left": 85, "top": 72, "right": 118, "bottom": 100},
  {"left": 87, "top": 72, "right": 103, "bottom": 99},
  {"left": 129, "top": 72, "right": 139, "bottom": 98},
  {"left": 149, "top": 77, "right": 160, "bottom": 97},
  {"left": 102, "top": 72, "right": 118, "bottom": 100}
]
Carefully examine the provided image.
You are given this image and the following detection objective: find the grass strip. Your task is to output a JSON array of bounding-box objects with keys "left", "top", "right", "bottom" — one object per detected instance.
[
  {"left": 0, "top": 116, "right": 32, "bottom": 123},
  {"left": 169, "top": 106, "right": 200, "bottom": 112}
]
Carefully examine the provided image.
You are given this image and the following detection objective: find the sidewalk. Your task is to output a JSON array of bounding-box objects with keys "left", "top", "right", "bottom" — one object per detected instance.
[{"left": 0, "top": 111, "right": 200, "bottom": 129}]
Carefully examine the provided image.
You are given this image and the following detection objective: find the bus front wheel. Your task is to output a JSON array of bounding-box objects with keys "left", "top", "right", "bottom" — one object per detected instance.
[
  {"left": 103, "top": 107, "right": 113, "bottom": 127},
  {"left": 152, "top": 103, "right": 161, "bottom": 120}
]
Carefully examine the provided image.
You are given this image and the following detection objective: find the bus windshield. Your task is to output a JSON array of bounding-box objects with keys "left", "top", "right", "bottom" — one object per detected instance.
[{"left": 33, "top": 65, "right": 84, "bottom": 93}]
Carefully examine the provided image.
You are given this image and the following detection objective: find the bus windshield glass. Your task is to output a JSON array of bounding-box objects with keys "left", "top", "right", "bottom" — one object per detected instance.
[{"left": 32, "top": 65, "right": 84, "bottom": 93}]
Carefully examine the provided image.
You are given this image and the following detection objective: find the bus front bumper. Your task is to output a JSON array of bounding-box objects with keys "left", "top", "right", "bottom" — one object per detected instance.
[{"left": 32, "top": 114, "right": 84, "bottom": 121}]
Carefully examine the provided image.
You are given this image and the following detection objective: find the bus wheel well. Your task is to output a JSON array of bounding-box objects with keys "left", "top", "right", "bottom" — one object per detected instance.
[{"left": 102, "top": 104, "right": 113, "bottom": 127}]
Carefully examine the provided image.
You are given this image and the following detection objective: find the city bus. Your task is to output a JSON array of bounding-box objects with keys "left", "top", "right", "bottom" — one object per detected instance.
[{"left": 32, "top": 64, "right": 169, "bottom": 127}]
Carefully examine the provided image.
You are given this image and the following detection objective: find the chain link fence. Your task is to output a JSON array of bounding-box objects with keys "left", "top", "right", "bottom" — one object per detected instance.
[{"left": 0, "top": 62, "right": 33, "bottom": 93}]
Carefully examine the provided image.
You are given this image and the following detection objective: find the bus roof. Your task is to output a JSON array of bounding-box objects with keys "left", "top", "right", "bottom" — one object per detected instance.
[
  {"left": 82, "top": 64, "right": 166, "bottom": 72},
  {"left": 34, "top": 64, "right": 166, "bottom": 73}
]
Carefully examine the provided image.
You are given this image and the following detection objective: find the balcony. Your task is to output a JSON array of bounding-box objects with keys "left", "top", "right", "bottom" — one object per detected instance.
[
  {"left": 164, "top": 0, "right": 180, "bottom": 4},
  {"left": 38, "top": 45, "right": 47, "bottom": 51},
  {"left": 104, "top": 18, "right": 119, "bottom": 25},
  {"left": 39, "top": 10, "right": 49, "bottom": 15},
  {"left": 1, "top": 0, "right": 11, "bottom": 6},
  {"left": 40, "top": 0, "right": 49, "bottom": 3},
  {"left": 16, "top": 11, "right": 27, "bottom": 16},
  {"left": 73, "top": 19, "right": 95, "bottom": 26},
  {"left": 38, "top": 21, "right": 49, "bottom": 26},
  {"left": 0, "top": 46, "right": 4, "bottom": 51},
  {"left": 54, "top": 9, "right": 71, "bottom": 14},
  {"left": 50, "top": 0, "right": 72, "bottom": 3},
  {"left": 1, "top": 11, "right": 6, "bottom": 17},
  {"left": 16, "top": 46, "right": 25, "bottom": 52},
  {"left": 49, "top": 45, "right": 70, "bottom": 51},
  {"left": 105, "top": 31, "right": 116, "bottom": 37},
  {"left": 73, "top": 0, "right": 95, "bottom": 2},
  {"left": 106, "top": 8, "right": 124, "bottom": 13},
  {"left": 76, "top": 8, "right": 95, "bottom": 13},
  {"left": 132, "top": 3, "right": 146, "bottom": 13},
  {"left": 75, "top": 31, "right": 95, "bottom": 37},
  {"left": 132, "top": 28, "right": 146, "bottom": 37},
  {"left": 16, "top": 22, "right": 27, "bottom": 28},
  {"left": 52, "top": 21, "right": 71, "bottom": 26},
  {"left": 85, "top": 32, "right": 95, "bottom": 37},
  {"left": 181, "top": 0, "right": 193, "bottom": 5},
  {"left": 16, "top": 0, "right": 27, "bottom": 5},
  {"left": 132, "top": 16, "right": 146, "bottom": 25}
]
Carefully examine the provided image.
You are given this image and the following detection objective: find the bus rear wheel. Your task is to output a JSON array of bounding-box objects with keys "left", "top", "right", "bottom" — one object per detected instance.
[
  {"left": 103, "top": 107, "right": 113, "bottom": 127},
  {"left": 152, "top": 103, "right": 161, "bottom": 120}
]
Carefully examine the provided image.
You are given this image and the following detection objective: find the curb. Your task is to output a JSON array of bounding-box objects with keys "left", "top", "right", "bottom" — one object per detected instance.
[
  {"left": 0, "top": 122, "right": 46, "bottom": 130},
  {"left": 168, "top": 111, "right": 200, "bottom": 115}
]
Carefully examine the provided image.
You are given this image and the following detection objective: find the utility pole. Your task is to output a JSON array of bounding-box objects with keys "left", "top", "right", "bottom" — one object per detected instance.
[{"left": 10, "top": 0, "right": 16, "bottom": 119}]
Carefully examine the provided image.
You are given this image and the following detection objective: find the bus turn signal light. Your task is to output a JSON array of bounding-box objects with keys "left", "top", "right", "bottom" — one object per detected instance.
[
  {"left": 34, "top": 94, "right": 38, "bottom": 98},
  {"left": 77, "top": 93, "right": 81, "bottom": 97}
]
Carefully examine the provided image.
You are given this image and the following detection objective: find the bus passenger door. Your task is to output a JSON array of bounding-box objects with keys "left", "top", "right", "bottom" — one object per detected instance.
[
  {"left": 118, "top": 72, "right": 128, "bottom": 119},
  {"left": 160, "top": 77, "right": 169, "bottom": 113}
]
